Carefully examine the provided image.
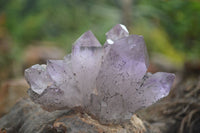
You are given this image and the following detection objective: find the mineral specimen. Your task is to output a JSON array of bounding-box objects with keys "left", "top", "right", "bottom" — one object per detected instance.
[{"left": 25, "top": 24, "right": 175, "bottom": 124}]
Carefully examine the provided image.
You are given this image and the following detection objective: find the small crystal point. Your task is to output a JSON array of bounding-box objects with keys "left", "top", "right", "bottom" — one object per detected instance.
[
  {"left": 125, "top": 72, "right": 175, "bottom": 113},
  {"left": 25, "top": 64, "right": 52, "bottom": 94},
  {"left": 106, "top": 24, "right": 129, "bottom": 42},
  {"left": 140, "top": 72, "right": 175, "bottom": 105},
  {"left": 72, "top": 30, "right": 101, "bottom": 53},
  {"left": 104, "top": 24, "right": 130, "bottom": 56}
]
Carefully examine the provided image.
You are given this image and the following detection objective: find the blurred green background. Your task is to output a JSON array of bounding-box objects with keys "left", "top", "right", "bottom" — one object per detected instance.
[{"left": 0, "top": 0, "right": 200, "bottom": 82}]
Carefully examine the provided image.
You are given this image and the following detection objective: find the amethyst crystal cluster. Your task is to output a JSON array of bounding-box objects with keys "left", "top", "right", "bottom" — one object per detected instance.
[{"left": 25, "top": 24, "right": 175, "bottom": 124}]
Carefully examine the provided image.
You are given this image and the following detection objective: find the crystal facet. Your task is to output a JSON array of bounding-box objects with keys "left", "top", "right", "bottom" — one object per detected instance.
[
  {"left": 72, "top": 30, "right": 101, "bottom": 52},
  {"left": 24, "top": 24, "right": 175, "bottom": 124},
  {"left": 25, "top": 64, "right": 52, "bottom": 95}
]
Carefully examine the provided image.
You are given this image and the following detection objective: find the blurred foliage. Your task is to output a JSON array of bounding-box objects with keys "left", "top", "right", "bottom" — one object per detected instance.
[
  {"left": 0, "top": 0, "right": 200, "bottom": 79},
  {"left": 1, "top": 0, "right": 120, "bottom": 47},
  {"left": 133, "top": 0, "right": 200, "bottom": 61},
  {"left": 131, "top": 22, "right": 184, "bottom": 67}
]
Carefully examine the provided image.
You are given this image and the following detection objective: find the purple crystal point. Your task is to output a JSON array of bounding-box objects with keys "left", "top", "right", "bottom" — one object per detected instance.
[
  {"left": 139, "top": 72, "right": 175, "bottom": 106},
  {"left": 104, "top": 24, "right": 130, "bottom": 56},
  {"left": 25, "top": 64, "right": 52, "bottom": 94},
  {"left": 106, "top": 24, "right": 129, "bottom": 41},
  {"left": 72, "top": 30, "right": 101, "bottom": 52},
  {"left": 24, "top": 24, "right": 175, "bottom": 124}
]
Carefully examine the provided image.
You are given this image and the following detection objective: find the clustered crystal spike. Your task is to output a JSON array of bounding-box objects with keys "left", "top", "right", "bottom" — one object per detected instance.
[{"left": 25, "top": 24, "right": 175, "bottom": 124}]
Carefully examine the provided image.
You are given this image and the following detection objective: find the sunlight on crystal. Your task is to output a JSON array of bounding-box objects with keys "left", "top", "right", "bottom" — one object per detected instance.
[
  {"left": 107, "top": 39, "right": 114, "bottom": 44},
  {"left": 120, "top": 24, "right": 129, "bottom": 33}
]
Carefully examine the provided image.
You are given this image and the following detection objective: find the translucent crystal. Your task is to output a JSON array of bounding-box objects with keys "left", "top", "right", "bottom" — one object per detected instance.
[
  {"left": 24, "top": 24, "right": 175, "bottom": 124},
  {"left": 106, "top": 24, "right": 129, "bottom": 41},
  {"left": 28, "top": 56, "right": 82, "bottom": 111},
  {"left": 72, "top": 30, "right": 101, "bottom": 52},
  {"left": 104, "top": 24, "right": 130, "bottom": 56},
  {"left": 137, "top": 72, "right": 175, "bottom": 107},
  {"left": 25, "top": 64, "right": 52, "bottom": 94},
  {"left": 72, "top": 47, "right": 104, "bottom": 101}
]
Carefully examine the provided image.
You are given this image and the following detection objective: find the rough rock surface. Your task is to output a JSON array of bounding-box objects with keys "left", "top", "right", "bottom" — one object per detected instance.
[
  {"left": 0, "top": 98, "right": 147, "bottom": 133},
  {"left": 0, "top": 78, "right": 28, "bottom": 117}
]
